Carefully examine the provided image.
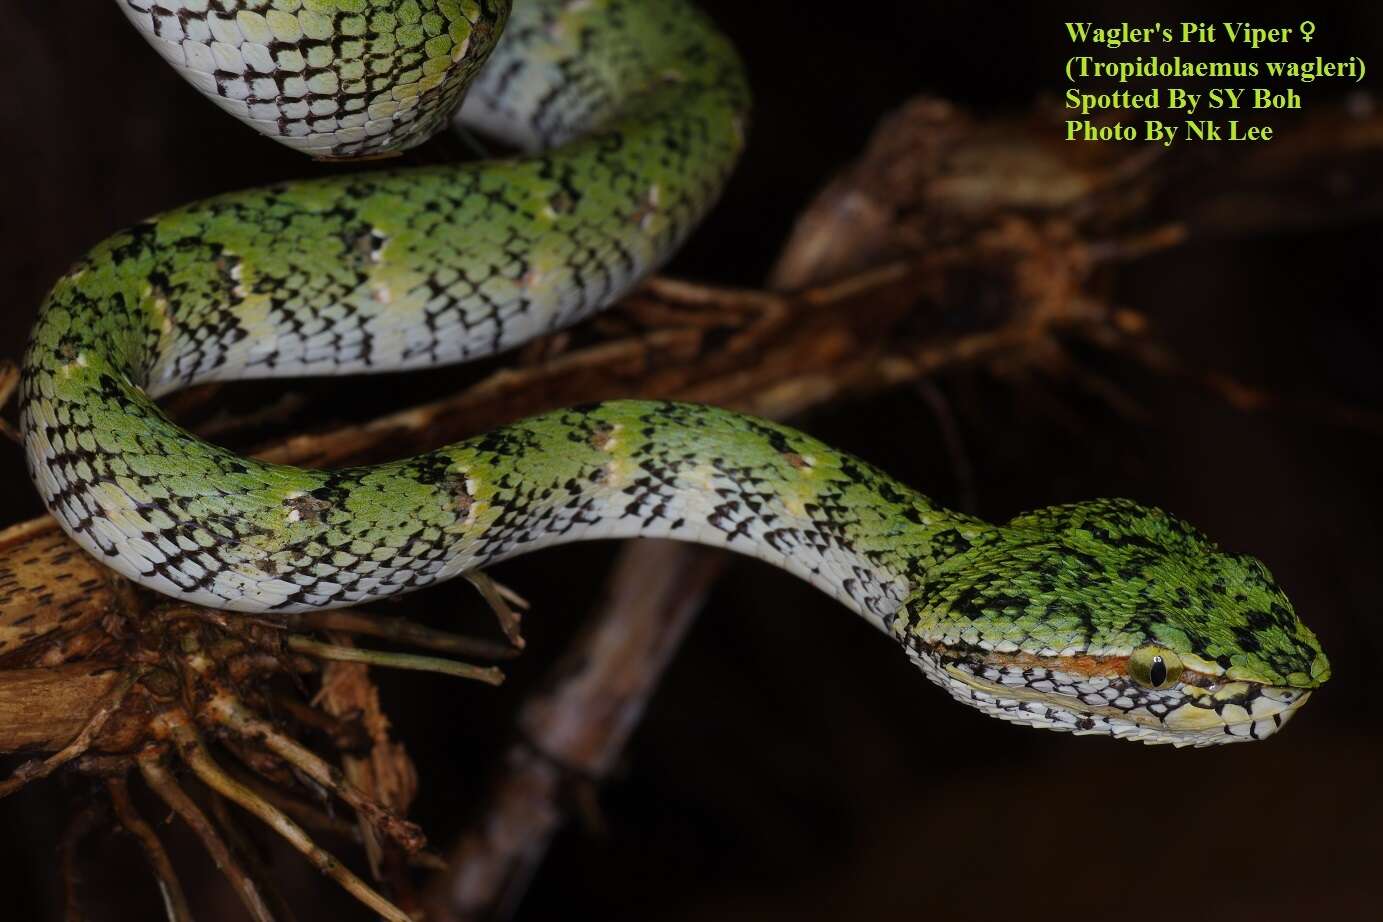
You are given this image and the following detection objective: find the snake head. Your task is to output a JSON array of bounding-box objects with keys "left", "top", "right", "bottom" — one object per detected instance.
[{"left": 899, "top": 499, "right": 1329, "bottom": 746}]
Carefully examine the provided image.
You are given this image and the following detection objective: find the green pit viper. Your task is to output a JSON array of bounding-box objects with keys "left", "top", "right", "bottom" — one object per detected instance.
[{"left": 19, "top": 0, "right": 1329, "bottom": 747}]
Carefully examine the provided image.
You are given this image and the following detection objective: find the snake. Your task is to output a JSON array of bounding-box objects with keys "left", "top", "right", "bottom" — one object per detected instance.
[{"left": 18, "top": 0, "right": 1328, "bottom": 748}]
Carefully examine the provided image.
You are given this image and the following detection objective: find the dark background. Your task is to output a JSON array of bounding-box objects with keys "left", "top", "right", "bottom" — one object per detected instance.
[{"left": 2, "top": 1, "right": 1380, "bottom": 919}]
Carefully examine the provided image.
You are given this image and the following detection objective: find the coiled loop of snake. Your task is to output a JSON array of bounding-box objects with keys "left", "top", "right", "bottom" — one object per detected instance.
[{"left": 20, "top": 0, "right": 1327, "bottom": 746}]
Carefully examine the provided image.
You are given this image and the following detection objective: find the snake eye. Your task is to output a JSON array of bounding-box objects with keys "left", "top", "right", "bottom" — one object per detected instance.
[{"left": 1129, "top": 646, "right": 1183, "bottom": 689}]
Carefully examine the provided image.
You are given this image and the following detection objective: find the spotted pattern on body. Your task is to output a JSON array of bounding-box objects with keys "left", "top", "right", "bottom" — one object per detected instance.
[{"left": 20, "top": 1, "right": 1329, "bottom": 746}]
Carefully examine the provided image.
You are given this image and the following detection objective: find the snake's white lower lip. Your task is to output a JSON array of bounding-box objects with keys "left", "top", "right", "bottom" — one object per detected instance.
[
  {"left": 1208, "top": 688, "right": 1313, "bottom": 741},
  {"left": 925, "top": 651, "right": 1318, "bottom": 745},
  {"left": 1162, "top": 684, "right": 1311, "bottom": 733}
]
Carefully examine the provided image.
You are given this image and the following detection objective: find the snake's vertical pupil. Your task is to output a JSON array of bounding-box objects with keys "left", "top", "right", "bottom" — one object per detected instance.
[{"left": 1150, "top": 656, "right": 1167, "bottom": 687}]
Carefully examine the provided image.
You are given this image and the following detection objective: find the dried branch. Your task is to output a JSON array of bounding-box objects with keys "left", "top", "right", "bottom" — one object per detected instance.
[
  {"left": 59, "top": 799, "right": 106, "bottom": 922},
  {"left": 138, "top": 754, "right": 280, "bottom": 922},
  {"left": 204, "top": 791, "right": 305, "bottom": 922},
  {"left": 204, "top": 690, "right": 428, "bottom": 854},
  {"left": 283, "top": 609, "right": 519, "bottom": 661},
  {"left": 287, "top": 636, "right": 504, "bottom": 685},
  {"left": 316, "top": 634, "right": 431, "bottom": 912},
  {"left": 106, "top": 775, "right": 194, "bottom": 922},
  {"left": 0, "top": 664, "right": 145, "bottom": 754},
  {"left": 0, "top": 360, "right": 18, "bottom": 444},
  {"left": 154, "top": 710, "right": 413, "bottom": 922},
  {"left": 464, "top": 573, "right": 529, "bottom": 650},
  {"left": 226, "top": 760, "right": 368, "bottom": 843},
  {"left": 424, "top": 540, "right": 727, "bottom": 921}
]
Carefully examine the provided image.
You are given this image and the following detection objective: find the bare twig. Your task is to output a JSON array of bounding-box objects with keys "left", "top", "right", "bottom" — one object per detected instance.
[
  {"left": 423, "top": 541, "right": 728, "bottom": 921},
  {"left": 106, "top": 775, "right": 194, "bottom": 922},
  {"left": 288, "top": 636, "right": 504, "bottom": 685},
  {"left": 0, "top": 360, "right": 19, "bottom": 444},
  {"left": 315, "top": 632, "right": 428, "bottom": 904},
  {"left": 283, "top": 609, "right": 519, "bottom": 661},
  {"left": 465, "top": 572, "right": 528, "bottom": 649},
  {"left": 156, "top": 711, "right": 413, "bottom": 922},
  {"left": 59, "top": 799, "right": 106, "bottom": 922},
  {"left": 226, "top": 760, "right": 367, "bottom": 842},
  {"left": 204, "top": 691, "right": 427, "bottom": 854},
  {"left": 138, "top": 753, "right": 280, "bottom": 922},
  {"left": 205, "top": 793, "right": 303, "bottom": 922}
]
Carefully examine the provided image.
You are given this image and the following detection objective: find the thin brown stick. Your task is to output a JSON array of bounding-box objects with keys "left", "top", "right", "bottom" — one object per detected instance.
[
  {"left": 137, "top": 752, "right": 280, "bottom": 922},
  {"left": 282, "top": 638, "right": 503, "bottom": 688},
  {"left": 270, "top": 693, "right": 371, "bottom": 750},
  {"left": 0, "top": 360, "right": 19, "bottom": 444},
  {"left": 284, "top": 609, "right": 519, "bottom": 660},
  {"left": 465, "top": 572, "right": 528, "bottom": 649},
  {"left": 226, "top": 760, "right": 367, "bottom": 843},
  {"left": 59, "top": 799, "right": 105, "bottom": 922},
  {"left": 287, "top": 635, "right": 505, "bottom": 685},
  {"left": 205, "top": 792, "right": 303, "bottom": 922},
  {"left": 106, "top": 775, "right": 194, "bottom": 922},
  {"left": 423, "top": 541, "right": 728, "bottom": 921},
  {"left": 204, "top": 691, "right": 427, "bottom": 854},
  {"left": 315, "top": 632, "right": 428, "bottom": 901},
  {"left": 156, "top": 711, "right": 413, "bottom": 922}
]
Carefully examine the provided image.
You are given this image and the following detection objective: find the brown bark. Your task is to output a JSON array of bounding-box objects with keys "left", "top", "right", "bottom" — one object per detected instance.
[{"left": 0, "top": 665, "right": 136, "bottom": 752}]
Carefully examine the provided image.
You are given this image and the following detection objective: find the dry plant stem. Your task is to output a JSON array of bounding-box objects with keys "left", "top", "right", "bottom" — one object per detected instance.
[
  {"left": 204, "top": 691, "right": 427, "bottom": 854},
  {"left": 315, "top": 634, "right": 429, "bottom": 900},
  {"left": 59, "top": 800, "right": 105, "bottom": 922},
  {"left": 424, "top": 541, "right": 728, "bottom": 921},
  {"left": 0, "top": 359, "right": 19, "bottom": 444},
  {"left": 60, "top": 801, "right": 108, "bottom": 922},
  {"left": 465, "top": 572, "right": 528, "bottom": 648},
  {"left": 155, "top": 712, "right": 414, "bottom": 922},
  {"left": 287, "top": 635, "right": 504, "bottom": 685},
  {"left": 227, "top": 760, "right": 367, "bottom": 843},
  {"left": 205, "top": 793, "right": 304, "bottom": 922},
  {"left": 0, "top": 667, "right": 142, "bottom": 797},
  {"left": 106, "top": 775, "right": 195, "bottom": 922},
  {"left": 283, "top": 609, "right": 519, "bottom": 660},
  {"left": 270, "top": 693, "right": 371, "bottom": 750},
  {"left": 138, "top": 753, "right": 280, "bottom": 922}
]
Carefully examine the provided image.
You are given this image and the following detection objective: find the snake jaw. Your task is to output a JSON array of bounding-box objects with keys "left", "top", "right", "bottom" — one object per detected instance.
[{"left": 906, "top": 642, "right": 1315, "bottom": 746}]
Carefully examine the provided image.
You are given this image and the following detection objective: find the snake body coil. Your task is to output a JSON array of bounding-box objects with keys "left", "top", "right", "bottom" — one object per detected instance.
[{"left": 21, "top": 0, "right": 1328, "bottom": 746}]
